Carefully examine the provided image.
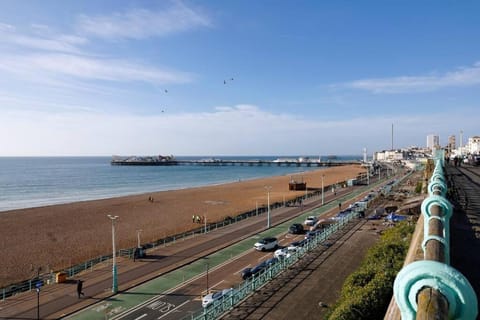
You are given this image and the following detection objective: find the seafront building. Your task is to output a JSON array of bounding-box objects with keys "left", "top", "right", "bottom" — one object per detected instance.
[
  {"left": 426, "top": 134, "right": 440, "bottom": 151},
  {"left": 449, "top": 135, "right": 480, "bottom": 158}
]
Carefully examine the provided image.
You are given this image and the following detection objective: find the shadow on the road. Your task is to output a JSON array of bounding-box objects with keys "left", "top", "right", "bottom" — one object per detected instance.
[{"left": 137, "top": 254, "right": 166, "bottom": 261}]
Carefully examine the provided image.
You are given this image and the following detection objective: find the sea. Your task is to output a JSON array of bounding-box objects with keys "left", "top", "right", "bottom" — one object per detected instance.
[{"left": 0, "top": 155, "right": 362, "bottom": 212}]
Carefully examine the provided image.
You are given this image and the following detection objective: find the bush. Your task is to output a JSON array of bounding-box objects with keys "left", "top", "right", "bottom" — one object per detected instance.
[
  {"left": 326, "top": 221, "right": 415, "bottom": 320},
  {"left": 415, "top": 181, "right": 423, "bottom": 193}
]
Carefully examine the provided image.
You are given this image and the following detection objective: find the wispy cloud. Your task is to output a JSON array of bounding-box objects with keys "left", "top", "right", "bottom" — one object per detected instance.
[
  {"left": 0, "top": 53, "right": 194, "bottom": 85},
  {"left": 340, "top": 62, "right": 480, "bottom": 93},
  {"left": 76, "top": 2, "right": 211, "bottom": 40},
  {"left": 0, "top": 23, "right": 87, "bottom": 54}
]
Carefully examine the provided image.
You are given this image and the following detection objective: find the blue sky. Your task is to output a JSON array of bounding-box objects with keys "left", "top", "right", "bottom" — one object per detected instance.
[{"left": 0, "top": 0, "right": 479, "bottom": 156}]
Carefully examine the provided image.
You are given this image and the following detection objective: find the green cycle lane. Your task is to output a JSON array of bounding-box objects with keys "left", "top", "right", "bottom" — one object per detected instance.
[{"left": 67, "top": 178, "right": 391, "bottom": 320}]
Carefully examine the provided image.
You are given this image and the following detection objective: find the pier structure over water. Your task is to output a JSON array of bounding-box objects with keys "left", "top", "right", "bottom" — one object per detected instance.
[{"left": 110, "top": 157, "right": 361, "bottom": 167}]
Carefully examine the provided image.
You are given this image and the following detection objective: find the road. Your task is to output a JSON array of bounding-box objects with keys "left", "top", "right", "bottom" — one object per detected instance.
[{"left": 59, "top": 183, "right": 374, "bottom": 320}]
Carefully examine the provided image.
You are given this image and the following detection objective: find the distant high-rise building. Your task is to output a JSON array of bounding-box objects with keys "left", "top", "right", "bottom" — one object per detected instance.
[
  {"left": 427, "top": 134, "right": 440, "bottom": 151},
  {"left": 447, "top": 135, "right": 456, "bottom": 154}
]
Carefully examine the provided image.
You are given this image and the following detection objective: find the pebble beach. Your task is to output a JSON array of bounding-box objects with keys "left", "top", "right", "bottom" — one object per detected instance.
[{"left": 0, "top": 164, "right": 365, "bottom": 287}]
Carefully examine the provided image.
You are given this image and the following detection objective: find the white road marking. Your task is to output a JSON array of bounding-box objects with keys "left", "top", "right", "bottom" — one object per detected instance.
[
  {"left": 134, "top": 314, "right": 148, "bottom": 320},
  {"left": 157, "top": 300, "right": 190, "bottom": 319}
]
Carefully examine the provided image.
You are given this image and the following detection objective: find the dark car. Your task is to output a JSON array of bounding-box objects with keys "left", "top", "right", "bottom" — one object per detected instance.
[
  {"left": 288, "top": 223, "right": 304, "bottom": 234},
  {"left": 241, "top": 261, "right": 267, "bottom": 280},
  {"left": 289, "top": 239, "right": 307, "bottom": 249},
  {"left": 304, "top": 230, "right": 322, "bottom": 241}
]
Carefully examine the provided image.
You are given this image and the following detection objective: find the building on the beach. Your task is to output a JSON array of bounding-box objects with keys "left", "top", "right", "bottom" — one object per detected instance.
[{"left": 373, "top": 146, "right": 430, "bottom": 163}]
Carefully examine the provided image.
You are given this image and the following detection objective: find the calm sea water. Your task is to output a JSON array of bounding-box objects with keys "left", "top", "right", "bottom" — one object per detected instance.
[{"left": 0, "top": 156, "right": 361, "bottom": 212}]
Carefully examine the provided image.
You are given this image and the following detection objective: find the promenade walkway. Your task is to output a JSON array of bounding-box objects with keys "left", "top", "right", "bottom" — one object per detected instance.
[
  {"left": 446, "top": 164, "right": 480, "bottom": 307},
  {"left": 0, "top": 184, "right": 362, "bottom": 320}
]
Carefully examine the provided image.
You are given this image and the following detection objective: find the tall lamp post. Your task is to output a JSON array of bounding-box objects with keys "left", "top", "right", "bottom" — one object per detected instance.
[
  {"left": 107, "top": 214, "right": 119, "bottom": 294},
  {"left": 321, "top": 174, "right": 325, "bottom": 205},
  {"left": 366, "top": 166, "right": 370, "bottom": 185},
  {"left": 264, "top": 186, "right": 272, "bottom": 228},
  {"left": 136, "top": 229, "right": 142, "bottom": 248}
]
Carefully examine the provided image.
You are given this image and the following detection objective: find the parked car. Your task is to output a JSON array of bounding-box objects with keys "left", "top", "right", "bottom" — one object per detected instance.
[
  {"left": 274, "top": 248, "right": 291, "bottom": 259},
  {"left": 202, "top": 288, "right": 234, "bottom": 308},
  {"left": 304, "top": 216, "right": 318, "bottom": 226},
  {"left": 288, "top": 239, "right": 307, "bottom": 249},
  {"left": 304, "top": 230, "right": 321, "bottom": 240},
  {"left": 241, "top": 261, "right": 267, "bottom": 280},
  {"left": 254, "top": 237, "right": 278, "bottom": 251},
  {"left": 265, "top": 257, "right": 279, "bottom": 266},
  {"left": 274, "top": 245, "right": 300, "bottom": 259},
  {"left": 288, "top": 223, "right": 304, "bottom": 234}
]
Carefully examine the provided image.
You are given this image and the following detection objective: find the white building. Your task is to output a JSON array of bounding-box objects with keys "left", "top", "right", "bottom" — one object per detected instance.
[
  {"left": 467, "top": 136, "right": 480, "bottom": 154},
  {"left": 427, "top": 134, "right": 440, "bottom": 151}
]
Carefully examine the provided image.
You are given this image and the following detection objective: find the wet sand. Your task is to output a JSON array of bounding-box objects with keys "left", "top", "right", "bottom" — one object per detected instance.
[{"left": 0, "top": 165, "right": 365, "bottom": 287}]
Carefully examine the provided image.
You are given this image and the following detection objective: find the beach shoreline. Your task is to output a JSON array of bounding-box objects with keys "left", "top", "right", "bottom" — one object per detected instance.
[{"left": 0, "top": 164, "right": 365, "bottom": 287}]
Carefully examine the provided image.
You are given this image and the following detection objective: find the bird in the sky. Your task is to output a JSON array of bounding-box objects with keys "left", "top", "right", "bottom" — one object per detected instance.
[{"left": 164, "top": 89, "right": 168, "bottom": 93}]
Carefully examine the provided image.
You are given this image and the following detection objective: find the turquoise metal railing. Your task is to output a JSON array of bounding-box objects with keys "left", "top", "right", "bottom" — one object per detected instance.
[{"left": 393, "top": 152, "right": 478, "bottom": 319}]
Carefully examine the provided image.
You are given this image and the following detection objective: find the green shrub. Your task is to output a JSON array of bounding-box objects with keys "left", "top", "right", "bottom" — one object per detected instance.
[
  {"left": 326, "top": 221, "right": 415, "bottom": 320},
  {"left": 415, "top": 181, "right": 423, "bottom": 193}
]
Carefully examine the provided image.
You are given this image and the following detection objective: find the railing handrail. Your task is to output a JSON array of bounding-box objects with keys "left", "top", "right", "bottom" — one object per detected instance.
[{"left": 394, "top": 151, "right": 478, "bottom": 319}]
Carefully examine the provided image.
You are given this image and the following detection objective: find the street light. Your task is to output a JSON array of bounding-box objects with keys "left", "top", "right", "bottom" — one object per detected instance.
[
  {"left": 204, "top": 214, "right": 207, "bottom": 233},
  {"left": 107, "top": 214, "right": 119, "bottom": 294},
  {"left": 205, "top": 259, "right": 209, "bottom": 294},
  {"left": 321, "top": 174, "right": 325, "bottom": 205},
  {"left": 136, "top": 229, "right": 142, "bottom": 248},
  {"left": 264, "top": 186, "right": 272, "bottom": 228}
]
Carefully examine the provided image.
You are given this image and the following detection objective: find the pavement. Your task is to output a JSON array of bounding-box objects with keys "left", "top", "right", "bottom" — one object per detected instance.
[{"left": 0, "top": 182, "right": 372, "bottom": 320}]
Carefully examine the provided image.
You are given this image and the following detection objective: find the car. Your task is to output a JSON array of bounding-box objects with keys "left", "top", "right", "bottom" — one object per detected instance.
[
  {"left": 202, "top": 288, "right": 234, "bottom": 308},
  {"left": 241, "top": 261, "right": 267, "bottom": 280},
  {"left": 288, "top": 239, "right": 307, "bottom": 249},
  {"left": 288, "top": 223, "right": 304, "bottom": 234},
  {"left": 304, "top": 216, "right": 318, "bottom": 226},
  {"left": 254, "top": 237, "right": 278, "bottom": 251},
  {"left": 274, "top": 246, "right": 300, "bottom": 259},
  {"left": 304, "top": 230, "right": 321, "bottom": 240},
  {"left": 265, "top": 257, "right": 279, "bottom": 266},
  {"left": 274, "top": 248, "right": 291, "bottom": 259}
]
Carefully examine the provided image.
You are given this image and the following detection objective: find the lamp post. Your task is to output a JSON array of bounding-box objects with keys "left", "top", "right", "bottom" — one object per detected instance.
[
  {"left": 35, "top": 267, "right": 42, "bottom": 320},
  {"left": 107, "top": 214, "right": 119, "bottom": 294},
  {"left": 136, "top": 229, "right": 142, "bottom": 248},
  {"left": 205, "top": 261, "right": 209, "bottom": 294},
  {"left": 204, "top": 214, "right": 207, "bottom": 233},
  {"left": 265, "top": 186, "right": 272, "bottom": 228},
  {"left": 321, "top": 174, "right": 325, "bottom": 205}
]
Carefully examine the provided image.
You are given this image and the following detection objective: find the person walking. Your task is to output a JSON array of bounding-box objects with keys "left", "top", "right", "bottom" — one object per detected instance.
[
  {"left": 338, "top": 202, "right": 342, "bottom": 210},
  {"left": 77, "top": 279, "right": 84, "bottom": 298}
]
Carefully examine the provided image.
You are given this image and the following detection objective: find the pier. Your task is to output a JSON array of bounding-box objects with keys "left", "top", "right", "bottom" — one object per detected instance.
[{"left": 110, "top": 158, "right": 361, "bottom": 167}]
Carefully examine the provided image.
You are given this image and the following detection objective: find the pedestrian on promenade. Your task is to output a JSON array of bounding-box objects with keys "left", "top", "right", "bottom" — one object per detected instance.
[
  {"left": 338, "top": 202, "right": 342, "bottom": 210},
  {"left": 77, "top": 279, "right": 84, "bottom": 298},
  {"left": 192, "top": 215, "right": 195, "bottom": 223}
]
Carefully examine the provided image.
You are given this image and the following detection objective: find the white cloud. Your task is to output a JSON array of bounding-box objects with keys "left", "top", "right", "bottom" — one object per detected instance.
[
  {"left": 0, "top": 53, "right": 194, "bottom": 85},
  {"left": 341, "top": 62, "right": 480, "bottom": 93},
  {"left": 1, "top": 103, "right": 476, "bottom": 156},
  {"left": 76, "top": 3, "right": 211, "bottom": 40},
  {"left": 0, "top": 24, "right": 87, "bottom": 54}
]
